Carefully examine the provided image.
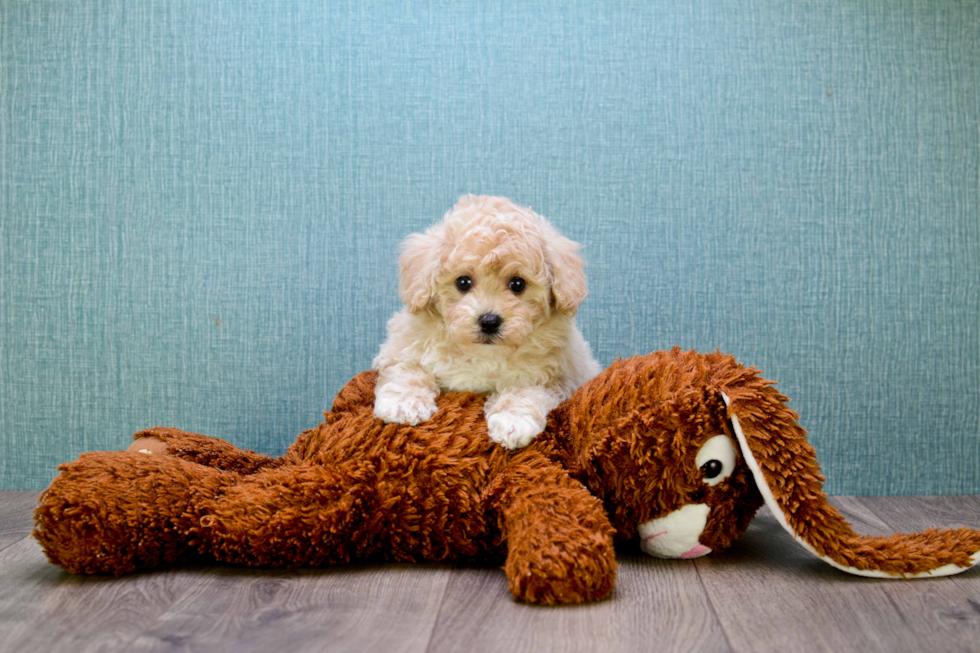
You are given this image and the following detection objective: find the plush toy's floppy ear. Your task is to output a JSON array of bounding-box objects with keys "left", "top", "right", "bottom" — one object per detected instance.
[{"left": 721, "top": 387, "right": 980, "bottom": 578}]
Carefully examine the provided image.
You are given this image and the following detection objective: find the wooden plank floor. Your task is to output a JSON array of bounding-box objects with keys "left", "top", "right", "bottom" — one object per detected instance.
[{"left": 2, "top": 492, "right": 979, "bottom": 653}]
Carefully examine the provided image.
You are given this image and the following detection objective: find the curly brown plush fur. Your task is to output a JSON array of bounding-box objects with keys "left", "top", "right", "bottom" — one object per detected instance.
[
  {"left": 35, "top": 372, "right": 619, "bottom": 604},
  {"left": 33, "top": 349, "right": 980, "bottom": 605}
]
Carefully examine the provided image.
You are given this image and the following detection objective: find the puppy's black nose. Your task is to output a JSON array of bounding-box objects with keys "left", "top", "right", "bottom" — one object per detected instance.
[{"left": 479, "top": 313, "right": 502, "bottom": 335}]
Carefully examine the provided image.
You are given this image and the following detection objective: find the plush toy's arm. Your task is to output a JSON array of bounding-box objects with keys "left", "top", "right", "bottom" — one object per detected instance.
[
  {"left": 130, "top": 427, "right": 282, "bottom": 474},
  {"left": 484, "top": 453, "right": 617, "bottom": 605}
]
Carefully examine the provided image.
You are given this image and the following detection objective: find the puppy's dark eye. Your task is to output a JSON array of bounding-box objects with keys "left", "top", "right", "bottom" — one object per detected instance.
[
  {"left": 455, "top": 276, "right": 473, "bottom": 292},
  {"left": 701, "top": 460, "right": 723, "bottom": 479},
  {"left": 508, "top": 277, "right": 526, "bottom": 294}
]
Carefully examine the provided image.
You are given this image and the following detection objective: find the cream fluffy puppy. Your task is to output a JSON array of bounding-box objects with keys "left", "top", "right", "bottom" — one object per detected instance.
[{"left": 373, "top": 195, "right": 601, "bottom": 449}]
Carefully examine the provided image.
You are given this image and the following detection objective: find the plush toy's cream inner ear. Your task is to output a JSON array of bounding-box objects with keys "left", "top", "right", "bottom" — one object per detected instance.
[{"left": 721, "top": 393, "right": 980, "bottom": 579}]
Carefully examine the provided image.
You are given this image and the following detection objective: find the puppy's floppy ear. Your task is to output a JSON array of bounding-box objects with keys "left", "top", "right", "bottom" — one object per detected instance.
[
  {"left": 398, "top": 226, "right": 444, "bottom": 314},
  {"left": 541, "top": 221, "right": 588, "bottom": 316},
  {"left": 722, "top": 383, "right": 980, "bottom": 578}
]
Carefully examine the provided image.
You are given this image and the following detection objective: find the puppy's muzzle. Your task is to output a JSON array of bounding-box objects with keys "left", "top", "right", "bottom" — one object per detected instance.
[{"left": 479, "top": 313, "right": 503, "bottom": 336}]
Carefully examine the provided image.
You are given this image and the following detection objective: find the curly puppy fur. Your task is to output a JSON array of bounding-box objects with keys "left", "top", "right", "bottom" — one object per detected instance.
[{"left": 373, "top": 195, "right": 601, "bottom": 449}]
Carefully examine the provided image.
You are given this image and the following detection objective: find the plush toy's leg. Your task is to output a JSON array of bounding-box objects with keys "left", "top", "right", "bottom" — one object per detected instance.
[
  {"left": 126, "top": 427, "right": 282, "bottom": 474},
  {"left": 486, "top": 455, "right": 617, "bottom": 605},
  {"left": 196, "top": 462, "right": 381, "bottom": 568},
  {"left": 34, "top": 452, "right": 237, "bottom": 575}
]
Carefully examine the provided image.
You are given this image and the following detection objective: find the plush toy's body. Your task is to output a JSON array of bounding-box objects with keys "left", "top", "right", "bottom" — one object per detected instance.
[
  {"left": 34, "top": 349, "right": 980, "bottom": 605},
  {"left": 34, "top": 371, "right": 621, "bottom": 604}
]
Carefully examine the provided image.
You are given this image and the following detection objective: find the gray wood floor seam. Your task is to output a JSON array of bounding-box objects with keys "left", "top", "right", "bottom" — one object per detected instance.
[
  {"left": 421, "top": 563, "right": 465, "bottom": 653},
  {"left": 691, "top": 556, "right": 737, "bottom": 653},
  {"left": 0, "top": 532, "right": 30, "bottom": 557},
  {"left": 0, "top": 492, "right": 40, "bottom": 553},
  {"left": 80, "top": 565, "right": 223, "bottom": 653}
]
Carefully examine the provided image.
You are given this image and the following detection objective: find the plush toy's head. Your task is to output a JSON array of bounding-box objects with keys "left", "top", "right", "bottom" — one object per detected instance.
[
  {"left": 560, "top": 348, "right": 980, "bottom": 578},
  {"left": 559, "top": 350, "right": 762, "bottom": 559}
]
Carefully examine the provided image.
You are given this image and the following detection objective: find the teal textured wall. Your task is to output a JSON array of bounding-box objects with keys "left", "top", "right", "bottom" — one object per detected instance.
[{"left": 2, "top": 1, "right": 978, "bottom": 493}]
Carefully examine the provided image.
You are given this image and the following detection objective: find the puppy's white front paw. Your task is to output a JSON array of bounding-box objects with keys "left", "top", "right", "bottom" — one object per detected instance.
[
  {"left": 486, "top": 411, "right": 544, "bottom": 450},
  {"left": 374, "top": 389, "right": 438, "bottom": 426}
]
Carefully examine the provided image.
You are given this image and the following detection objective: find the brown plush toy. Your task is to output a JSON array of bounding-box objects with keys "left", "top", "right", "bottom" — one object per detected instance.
[{"left": 33, "top": 349, "right": 980, "bottom": 604}]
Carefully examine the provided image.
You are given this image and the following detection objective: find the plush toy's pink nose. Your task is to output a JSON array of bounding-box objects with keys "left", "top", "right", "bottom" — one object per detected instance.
[{"left": 679, "top": 544, "right": 712, "bottom": 559}]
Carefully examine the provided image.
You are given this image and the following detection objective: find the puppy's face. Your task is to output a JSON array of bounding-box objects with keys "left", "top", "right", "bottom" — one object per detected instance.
[
  {"left": 398, "top": 196, "right": 586, "bottom": 351},
  {"left": 433, "top": 259, "right": 551, "bottom": 351}
]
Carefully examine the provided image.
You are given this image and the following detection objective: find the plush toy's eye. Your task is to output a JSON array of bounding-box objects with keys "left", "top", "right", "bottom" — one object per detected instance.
[
  {"left": 695, "top": 435, "right": 737, "bottom": 487},
  {"left": 701, "top": 459, "right": 723, "bottom": 478},
  {"left": 456, "top": 276, "right": 473, "bottom": 292},
  {"left": 508, "top": 277, "right": 526, "bottom": 294}
]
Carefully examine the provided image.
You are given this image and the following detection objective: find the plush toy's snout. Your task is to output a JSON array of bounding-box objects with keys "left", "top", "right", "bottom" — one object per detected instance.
[{"left": 639, "top": 504, "right": 713, "bottom": 559}]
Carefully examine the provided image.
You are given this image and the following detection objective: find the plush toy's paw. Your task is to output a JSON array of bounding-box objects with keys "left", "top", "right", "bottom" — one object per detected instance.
[
  {"left": 504, "top": 517, "right": 617, "bottom": 604},
  {"left": 373, "top": 386, "right": 438, "bottom": 425},
  {"left": 486, "top": 410, "right": 544, "bottom": 450},
  {"left": 508, "top": 550, "right": 615, "bottom": 605}
]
